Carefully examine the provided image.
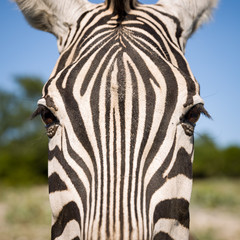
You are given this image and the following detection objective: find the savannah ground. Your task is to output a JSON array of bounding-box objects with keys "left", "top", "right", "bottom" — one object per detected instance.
[{"left": 0, "top": 179, "right": 239, "bottom": 240}]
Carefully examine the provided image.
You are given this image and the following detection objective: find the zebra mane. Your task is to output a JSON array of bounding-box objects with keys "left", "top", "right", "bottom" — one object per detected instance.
[{"left": 105, "top": 0, "right": 138, "bottom": 18}]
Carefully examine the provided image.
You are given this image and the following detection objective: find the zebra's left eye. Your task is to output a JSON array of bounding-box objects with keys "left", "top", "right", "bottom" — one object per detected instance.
[
  {"left": 185, "top": 105, "right": 201, "bottom": 125},
  {"left": 181, "top": 103, "right": 211, "bottom": 136},
  {"left": 32, "top": 105, "right": 59, "bottom": 138}
]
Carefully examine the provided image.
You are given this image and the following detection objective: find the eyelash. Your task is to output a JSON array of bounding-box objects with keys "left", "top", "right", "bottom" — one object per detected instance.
[
  {"left": 181, "top": 103, "right": 211, "bottom": 126},
  {"left": 32, "top": 105, "right": 59, "bottom": 127}
]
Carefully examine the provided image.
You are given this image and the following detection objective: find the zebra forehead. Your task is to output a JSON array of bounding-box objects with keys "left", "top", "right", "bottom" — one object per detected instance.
[{"left": 43, "top": 6, "right": 198, "bottom": 104}]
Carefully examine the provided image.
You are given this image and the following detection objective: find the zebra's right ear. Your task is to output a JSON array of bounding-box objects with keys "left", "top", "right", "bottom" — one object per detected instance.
[{"left": 15, "top": 0, "right": 92, "bottom": 52}]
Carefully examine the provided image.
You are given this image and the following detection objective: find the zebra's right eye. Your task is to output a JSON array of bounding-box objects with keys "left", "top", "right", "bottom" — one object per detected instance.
[
  {"left": 41, "top": 108, "right": 57, "bottom": 126},
  {"left": 32, "top": 105, "right": 60, "bottom": 138}
]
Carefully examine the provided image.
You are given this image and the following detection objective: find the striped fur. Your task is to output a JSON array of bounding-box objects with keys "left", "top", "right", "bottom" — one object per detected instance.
[{"left": 16, "top": 0, "right": 217, "bottom": 239}]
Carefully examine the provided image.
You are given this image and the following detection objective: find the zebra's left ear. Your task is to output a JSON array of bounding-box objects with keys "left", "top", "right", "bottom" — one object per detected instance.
[
  {"left": 15, "top": 0, "right": 92, "bottom": 52},
  {"left": 157, "top": 0, "right": 218, "bottom": 50}
]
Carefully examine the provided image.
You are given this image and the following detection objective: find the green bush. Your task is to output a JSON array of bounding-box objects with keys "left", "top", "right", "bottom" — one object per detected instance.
[{"left": 193, "top": 134, "right": 240, "bottom": 178}]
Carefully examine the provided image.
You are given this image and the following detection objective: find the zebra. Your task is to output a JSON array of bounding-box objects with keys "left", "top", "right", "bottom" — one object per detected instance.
[{"left": 16, "top": 0, "right": 217, "bottom": 239}]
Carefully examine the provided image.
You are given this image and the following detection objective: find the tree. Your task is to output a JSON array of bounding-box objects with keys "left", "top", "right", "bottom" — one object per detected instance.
[
  {"left": 222, "top": 146, "right": 240, "bottom": 177},
  {"left": 193, "top": 134, "right": 222, "bottom": 177},
  {"left": 193, "top": 134, "right": 240, "bottom": 178}
]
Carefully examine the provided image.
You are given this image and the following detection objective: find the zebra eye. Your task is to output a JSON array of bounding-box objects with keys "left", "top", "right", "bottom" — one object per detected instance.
[
  {"left": 181, "top": 103, "right": 211, "bottom": 136},
  {"left": 184, "top": 103, "right": 211, "bottom": 126},
  {"left": 41, "top": 108, "right": 57, "bottom": 126},
  {"left": 32, "top": 105, "right": 59, "bottom": 138},
  {"left": 185, "top": 105, "right": 201, "bottom": 125}
]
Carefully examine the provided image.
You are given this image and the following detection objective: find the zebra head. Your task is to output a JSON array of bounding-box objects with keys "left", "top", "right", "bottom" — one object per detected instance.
[{"left": 16, "top": 0, "right": 217, "bottom": 239}]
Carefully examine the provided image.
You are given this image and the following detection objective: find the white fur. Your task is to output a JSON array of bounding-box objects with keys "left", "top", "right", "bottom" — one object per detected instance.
[{"left": 15, "top": 0, "right": 93, "bottom": 51}]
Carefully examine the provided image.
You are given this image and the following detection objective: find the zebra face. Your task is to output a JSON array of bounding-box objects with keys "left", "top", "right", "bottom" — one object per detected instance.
[{"left": 17, "top": 0, "right": 217, "bottom": 239}]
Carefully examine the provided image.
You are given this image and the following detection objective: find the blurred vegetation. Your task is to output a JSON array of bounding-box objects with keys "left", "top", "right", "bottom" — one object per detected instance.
[
  {"left": 191, "top": 178, "right": 240, "bottom": 212},
  {"left": 1, "top": 180, "right": 239, "bottom": 240},
  {"left": 190, "top": 178, "right": 240, "bottom": 240},
  {"left": 0, "top": 77, "right": 48, "bottom": 185},
  {"left": 0, "top": 77, "right": 239, "bottom": 186},
  {"left": 0, "top": 185, "right": 50, "bottom": 240},
  {"left": 193, "top": 134, "right": 240, "bottom": 178}
]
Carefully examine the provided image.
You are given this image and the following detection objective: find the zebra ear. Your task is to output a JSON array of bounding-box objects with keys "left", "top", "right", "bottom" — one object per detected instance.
[
  {"left": 15, "top": 0, "right": 92, "bottom": 52},
  {"left": 157, "top": 0, "right": 218, "bottom": 49}
]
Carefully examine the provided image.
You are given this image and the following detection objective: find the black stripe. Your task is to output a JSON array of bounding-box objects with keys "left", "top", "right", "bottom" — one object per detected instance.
[
  {"left": 51, "top": 201, "right": 81, "bottom": 239},
  {"left": 153, "top": 198, "right": 190, "bottom": 228},
  {"left": 72, "top": 237, "right": 80, "bottom": 240},
  {"left": 153, "top": 231, "right": 174, "bottom": 240},
  {"left": 145, "top": 135, "right": 176, "bottom": 215},
  {"left": 48, "top": 143, "right": 87, "bottom": 237},
  {"left": 113, "top": 109, "right": 117, "bottom": 229},
  {"left": 49, "top": 172, "right": 68, "bottom": 193},
  {"left": 44, "top": 62, "right": 69, "bottom": 96},
  {"left": 64, "top": 133, "right": 93, "bottom": 238},
  {"left": 127, "top": 61, "right": 139, "bottom": 235},
  {"left": 168, "top": 147, "right": 193, "bottom": 179},
  {"left": 105, "top": 61, "right": 113, "bottom": 237},
  {"left": 116, "top": 53, "right": 126, "bottom": 239},
  {"left": 55, "top": 49, "right": 72, "bottom": 75},
  {"left": 65, "top": 133, "right": 92, "bottom": 185}
]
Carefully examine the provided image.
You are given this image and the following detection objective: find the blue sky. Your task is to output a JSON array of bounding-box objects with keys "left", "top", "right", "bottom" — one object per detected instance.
[{"left": 1, "top": 0, "right": 240, "bottom": 147}]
